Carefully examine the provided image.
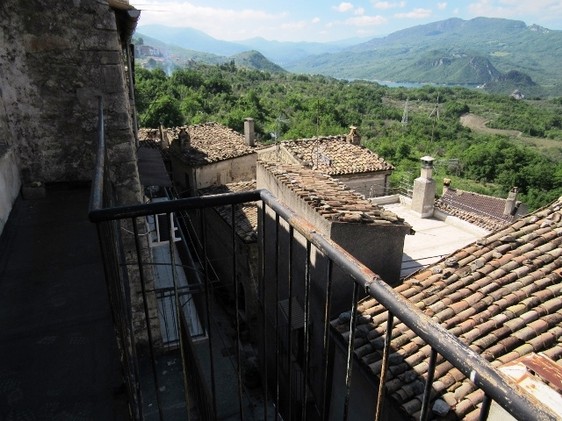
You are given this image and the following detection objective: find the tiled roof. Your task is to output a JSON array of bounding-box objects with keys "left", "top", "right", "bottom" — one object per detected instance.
[
  {"left": 261, "top": 162, "right": 405, "bottom": 226},
  {"left": 198, "top": 180, "right": 258, "bottom": 243},
  {"left": 435, "top": 188, "right": 517, "bottom": 231},
  {"left": 138, "top": 128, "right": 161, "bottom": 141},
  {"left": 281, "top": 137, "right": 394, "bottom": 176},
  {"left": 168, "top": 123, "right": 256, "bottom": 166},
  {"left": 332, "top": 197, "right": 562, "bottom": 419}
]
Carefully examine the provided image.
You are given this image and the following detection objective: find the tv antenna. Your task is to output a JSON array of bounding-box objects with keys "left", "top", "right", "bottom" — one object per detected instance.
[{"left": 401, "top": 98, "right": 409, "bottom": 126}]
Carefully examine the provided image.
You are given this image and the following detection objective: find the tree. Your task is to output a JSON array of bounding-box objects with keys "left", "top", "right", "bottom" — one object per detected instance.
[{"left": 141, "top": 95, "right": 183, "bottom": 128}]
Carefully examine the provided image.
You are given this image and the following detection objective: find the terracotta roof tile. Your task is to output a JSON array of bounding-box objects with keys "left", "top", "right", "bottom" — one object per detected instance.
[
  {"left": 332, "top": 196, "right": 562, "bottom": 419},
  {"left": 198, "top": 180, "right": 258, "bottom": 243},
  {"left": 259, "top": 162, "right": 408, "bottom": 227},
  {"left": 435, "top": 187, "right": 526, "bottom": 232},
  {"left": 280, "top": 136, "right": 393, "bottom": 175},
  {"left": 168, "top": 123, "right": 257, "bottom": 166}
]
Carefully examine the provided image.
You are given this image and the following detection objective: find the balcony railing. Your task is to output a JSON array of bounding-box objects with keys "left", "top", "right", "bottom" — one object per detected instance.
[{"left": 89, "top": 98, "right": 557, "bottom": 420}]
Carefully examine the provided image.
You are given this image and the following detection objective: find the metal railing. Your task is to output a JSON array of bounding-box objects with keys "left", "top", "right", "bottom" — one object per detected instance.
[{"left": 89, "top": 98, "right": 558, "bottom": 420}]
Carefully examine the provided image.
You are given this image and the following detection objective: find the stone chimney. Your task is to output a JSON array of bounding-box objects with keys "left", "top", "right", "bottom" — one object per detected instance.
[
  {"left": 411, "top": 156, "right": 436, "bottom": 218},
  {"left": 504, "top": 187, "right": 518, "bottom": 216},
  {"left": 178, "top": 128, "right": 190, "bottom": 150},
  {"left": 244, "top": 117, "right": 255, "bottom": 147},
  {"left": 443, "top": 178, "right": 451, "bottom": 195},
  {"left": 346, "top": 126, "right": 361, "bottom": 145}
]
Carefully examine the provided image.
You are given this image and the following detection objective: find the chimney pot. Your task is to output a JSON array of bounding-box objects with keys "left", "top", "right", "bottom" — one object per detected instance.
[
  {"left": 443, "top": 177, "right": 451, "bottom": 195},
  {"left": 504, "top": 187, "right": 518, "bottom": 216},
  {"left": 244, "top": 118, "right": 255, "bottom": 147},
  {"left": 347, "top": 126, "right": 361, "bottom": 145},
  {"left": 420, "top": 156, "right": 434, "bottom": 180}
]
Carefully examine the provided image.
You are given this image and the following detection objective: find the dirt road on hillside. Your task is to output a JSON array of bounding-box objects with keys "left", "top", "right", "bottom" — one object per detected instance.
[{"left": 460, "top": 113, "right": 523, "bottom": 137}]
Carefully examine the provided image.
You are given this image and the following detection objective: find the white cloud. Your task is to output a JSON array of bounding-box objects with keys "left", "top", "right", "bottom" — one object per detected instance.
[
  {"left": 346, "top": 15, "right": 387, "bottom": 26},
  {"left": 334, "top": 2, "right": 355, "bottom": 12},
  {"left": 394, "top": 8, "right": 432, "bottom": 18},
  {"left": 354, "top": 7, "right": 366, "bottom": 15},
  {"left": 280, "top": 20, "right": 308, "bottom": 31},
  {"left": 372, "top": 1, "right": 399, "bottom": 9},
  {"left": 467, "top": 0, "right": 562, "bottom": 22},
  {"left": 437, "top": 2, "right": 447, "bottom": 10},
  {"left": 312, "top": 17, "right": 321, "bottom": 24},
  {"left": 132, "top": 1, "right": 287, "bottom": 40}
]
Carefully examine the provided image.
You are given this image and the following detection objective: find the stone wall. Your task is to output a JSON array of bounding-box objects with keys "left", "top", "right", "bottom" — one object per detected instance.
[
  {"left": 0, "top": 0, "right": 141, "bottom": 205},
  {"left": 1, "top": 1, "right": 158, "bottom": 345}
]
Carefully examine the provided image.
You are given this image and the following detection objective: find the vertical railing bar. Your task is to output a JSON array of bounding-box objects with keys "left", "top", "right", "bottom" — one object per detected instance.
[
  {"left": 115, "top": 219, "right": 144, "bottom": 420},
  {"left": 201, "top": 211, "right": 217, "bottom": 418},
  {"left": 132, "top": 217, "right": 164, "bottom": 421},
  {"left": 286, "top": 226, "right": 294, "bottom": 421},
  {"left": 420, "top": 348, "right": 438, "bottom": 421},
  {"left": 342, "top": 281, "right": 360, "bottom": 421},
  {"left": 167, "top": 212, "right": 191, "bottom": 416},
  {"left": 478, "top": 394, "right": 492, "bottom": 421},
  {"left": 274, "top": 213, "right": 281, "bottom": 420},
  {"left": 260, "top": 202, "right": 269, "bottom": 420},
  {"left": 232, "top": 205, "right": 245, "bottom": 420},
  {"left": 96, "top": 222, "right": 143, "bottom": 420},
  {"left": 374, "top": 312, "right": 394, "bottom": 421},
  {"left": 321, "top": 259, "right": 334, "bottom": 420},
  {"left": 301, "top": 240, "right": 313, "bottom": 421}
]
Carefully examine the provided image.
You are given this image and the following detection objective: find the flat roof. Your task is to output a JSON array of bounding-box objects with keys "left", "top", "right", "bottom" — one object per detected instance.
[{"left": 382, "top": 200, "right": 488, "bottom": 278}]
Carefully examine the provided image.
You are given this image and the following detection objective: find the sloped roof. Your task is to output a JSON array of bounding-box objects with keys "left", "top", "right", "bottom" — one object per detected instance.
[
  {"left": 435, "top": 188, "right": 521, "bottom": 232},
  {"left": 261, "top": 162, "right": 406, "bottom": 226},
  {"left": 281, "top": 137, "right": 394, "bottom": 176},
  {"left": 198, "top": 180, "right": 258, "bottom": 243},
  {"left": 332, "top": 197, "right": 562, "bottom": 419},
  {"left": 169, "top": 123, "right": 256, "bottom": 166}
]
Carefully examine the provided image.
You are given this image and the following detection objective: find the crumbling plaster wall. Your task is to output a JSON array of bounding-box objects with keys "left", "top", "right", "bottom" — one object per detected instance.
[{"left": 0, "top": 0, "right": 141, "bottom": 204}]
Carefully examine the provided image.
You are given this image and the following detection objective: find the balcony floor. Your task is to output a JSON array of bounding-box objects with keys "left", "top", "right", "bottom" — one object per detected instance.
[{"left": 0, "top": 184, "right": 128, "bottom": 419}]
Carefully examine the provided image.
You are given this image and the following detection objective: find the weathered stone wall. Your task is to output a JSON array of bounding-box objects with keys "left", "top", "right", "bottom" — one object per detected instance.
[
  {"left": 1, "top": 1, "right": 159, "bottom": 345},
  {"left": 0, "top": 0, "right": 141, "bottom": 205}
]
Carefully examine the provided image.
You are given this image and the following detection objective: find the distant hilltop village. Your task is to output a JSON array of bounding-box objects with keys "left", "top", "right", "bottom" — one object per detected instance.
[{"left": 135, "top": 43, "right": 163, "bottom": 58}]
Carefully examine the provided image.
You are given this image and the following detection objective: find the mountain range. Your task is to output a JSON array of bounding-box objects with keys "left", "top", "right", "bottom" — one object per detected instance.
[{"left": 135, "top": 17, "right": 562, "bottom": 96}]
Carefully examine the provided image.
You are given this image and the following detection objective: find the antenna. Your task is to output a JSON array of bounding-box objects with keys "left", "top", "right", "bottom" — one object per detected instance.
[
  {"left": 401, "top": 98, "right": 409, "bottom": 126},
  {"left": 274, "top": 114, "right": 289, "bottom": 141},
  {"left": 428, "top": 93, "right": 440, "bottom": 150},
  {"left": 428, "top": 93, "right": 440, "bottom": 119},
  {"left": 316, "top": 99, "right": 320, "bottom": 136}
]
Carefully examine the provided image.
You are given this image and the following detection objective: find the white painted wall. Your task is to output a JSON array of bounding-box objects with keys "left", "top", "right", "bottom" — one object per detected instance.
[{"left": 0, "top": 148, "right": 21, "bottom": 235}]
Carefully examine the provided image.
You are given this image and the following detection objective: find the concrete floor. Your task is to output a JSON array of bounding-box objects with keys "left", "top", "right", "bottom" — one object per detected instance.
[{"left": 0, "top": 184, "right": 128, "bottom": 420}]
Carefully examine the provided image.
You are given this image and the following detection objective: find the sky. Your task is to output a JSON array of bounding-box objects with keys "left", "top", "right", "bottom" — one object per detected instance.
[{"left": 130, "top": 0, "right": 562, "bottom": 43}]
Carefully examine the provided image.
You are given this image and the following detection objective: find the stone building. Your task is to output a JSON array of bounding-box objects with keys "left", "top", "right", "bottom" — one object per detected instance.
[
  {"left": 0, "top": 0, "right": 163, "bottom": 345},
  {"left": 257, "top": 160, "right": 411, "bottom": 418},
  {"left": 197, "top": 180, "right": 260, "bottom": 334},
  {"left": 0, "top": 0, "right": 164, "bottom": 416},
  {"left": 168, "top": 122, "right": 260, "bottom": 195},
  {"left": 259, "top": 133, "right": 394, "bottom": 198}
]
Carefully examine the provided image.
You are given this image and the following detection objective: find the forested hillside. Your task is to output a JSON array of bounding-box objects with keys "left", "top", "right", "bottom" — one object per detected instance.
[{"left": 135, "top": 64, "right": 562, "bottom": 210}]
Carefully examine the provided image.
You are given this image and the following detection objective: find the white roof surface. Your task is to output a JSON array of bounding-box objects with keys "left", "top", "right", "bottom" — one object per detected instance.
[{"left": 382, "top": 200, "right": 489, "bottom": 278}]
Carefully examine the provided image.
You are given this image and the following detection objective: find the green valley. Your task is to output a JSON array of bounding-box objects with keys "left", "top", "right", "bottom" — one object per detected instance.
[{"left": 135, "top": 65, "right": 562, "bottom": 211}]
